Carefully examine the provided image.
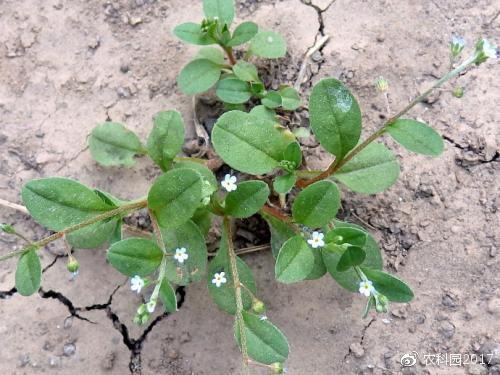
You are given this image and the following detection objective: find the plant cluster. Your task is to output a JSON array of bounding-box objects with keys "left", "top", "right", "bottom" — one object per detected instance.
[{"left": 1, "top": 0, "right": 496, "bottom": 373}]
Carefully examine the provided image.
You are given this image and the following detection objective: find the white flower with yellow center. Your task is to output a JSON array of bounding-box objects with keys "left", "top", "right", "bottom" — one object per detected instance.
[
  {"left": 221, "top": 174, "right": 237, "bottom": 192},
  {"left": 174, "top": 247, "right": 189, "bottom": 264},
  {"left": 212, "top": 272, "right": 227, "bottom": 287},
  {"left": 130, "top": 275, "right": 145, "bottom": 294},
  {"left": 307, "top": 231, "right": 325, "bottom": 249},
  {"left": 359, "top": 280, "right": 375, "bottom": 297}
]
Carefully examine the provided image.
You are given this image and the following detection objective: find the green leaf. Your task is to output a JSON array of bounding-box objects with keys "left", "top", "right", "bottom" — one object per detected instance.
[
  {"left": 148, "top": 168, "right": 203, "bottom": 229},
  {"left": 262, "top": 91, "right": 282, "bottom": 109},
  {"left": 309, "top": 78, "right": 362, "bottom": 159},
  {"left": 107, "top": 238, "right": 163, "bottom": 277},
  {"left": 162, "top": 220, "right": 207, "bottom": 286},
  {"left": 89, "top": 122, "right": 145, "bottom": 167},
  {"left": 66, "top": 217, "right": 120, "bottom": 249},
  {"left": 216, "top": 77, "right": 252, "bottom": 104},
  {"left": 22, "top": 178, "right": 114, "bottom": 231},
  {"left": 159, "top": 278, "right": 177, "bottom": 312},
  {"left": 208, "top": 229, "right": 256, "bottom": 314},
  {"left": 203, "top": 0, "right": 235, "bottom": 25},
  {"left": 249, "top": 82, "right": 265, "bottom": 96},
  {"left": 178, "top": 59, "right": 221, "bottom": 95},
  {"left": 196, "top": 46, "right": 225, "bottom": 64},
  {"left": 249, "top": 105, "right": 276, "bottom": 122},
  {"left": 227, "top": 21, "right": 258, "bottom": 46},
  {"left": 261, "top": 212, "right": 295, "bottom": 258},
  {"left": 249, "top": 31, "right": 286, "bottom": 58},
  {"left": 147, "top": 110, "right": 185, "bottom": 171},
  {"left": 283, "top": 141, "right": 302, "bottom": 168},
  {"left": 361, "top": 267, "right": 414, "bottom": 302},
  {"left": 232, "top": 61, "right": 260, "bottom": 82},
  {"left": 275, "top": 236, "right": 314, "bottom": 283},
  {"left": 235, "top": 311, "right": 289, "bottom": 364},
  {"left": 325, "top": 227, "right": 367, "bottom": 247},
  {"left": 273, "top": 173, "right": 296, "bottom": 194},
  {"left": 305, "top": 248, "right": 327, "bottom": 280},
  {"left": 212, "top": 111, "right": 291, "bottom": 174},
  {"left": 173, "top": 22, "right": 216, "bottom": 45},
  {"left": 15, "top": 249, "right": 41, "bottom": 296},
  {"left": 333, "top": 141, "right": 400, "bottom": 194},
  {"left": 322, "top": 221, "right": 382, "bottom": 292},
  {"left": 173, "top": 160, "right": 218, "bottom": 190},
  {"left": 336, "top": 246, "right": 366, "bottom": 272},
  {"left": 225, "top": 181, "right": 270, "bottom": 218},
  {"left": 387, "top": 119, "right": 444, "bottom": 156},
  {"left": 279, "top": 86, "right": 300, "bottom": 110},
  {"left": 292, "top": 180, "right": 340, "bottom": 228},
  {"left": 191, "top": 208, "right": 213, "bottom": 236}
]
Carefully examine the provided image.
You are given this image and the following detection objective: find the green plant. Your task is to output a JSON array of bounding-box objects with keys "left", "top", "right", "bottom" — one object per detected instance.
[
  {"left": 174, "top": 0, "right": 301, "bottom": 113},
  {"left": 1, "top": 3, "right": 496, "bottom": 371}
]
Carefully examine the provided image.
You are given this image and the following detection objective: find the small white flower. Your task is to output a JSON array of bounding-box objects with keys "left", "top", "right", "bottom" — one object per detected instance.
[
  {"left": 259, "top": 315, "right": 268, "bottom": 321},
  {"left": 307, "top": 231, "right": 325, "bottom": 249},
  {"left": 221, "top": 174, "right": 237, "bottom": 192},
  {"left": 212, "top": 272, "right": 227, "bottom": 287},
  {"left": 130, "top": 275, "right": 145, "bottom": 294},
  {"left": 174, "top": 247, "right": 189, "bottom": 264},
  {"left": 359, "top": 280, "right": 375, "bottom": 297},
  {"left": 482, "top": 39, "right": 497, "bottom": 58},
  {"left": 146, "top": 299, "right": 156, "bottom": 313}
]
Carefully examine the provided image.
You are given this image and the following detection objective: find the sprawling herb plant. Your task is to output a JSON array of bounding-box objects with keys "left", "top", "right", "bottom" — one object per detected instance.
[{"left": 1, "top": 0, "right": 496, "bottom": 373}]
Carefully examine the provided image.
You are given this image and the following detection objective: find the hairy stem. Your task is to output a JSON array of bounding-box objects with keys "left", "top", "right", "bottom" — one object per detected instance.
[
  {"left": 223, "top": 216, "right": 249, "bottom": 375},
  {"left": 297, "top": 55, "right": 477, "bottom": 188},
  {"left": 0, "top": 199, "right": 148, "bottom": 261}
]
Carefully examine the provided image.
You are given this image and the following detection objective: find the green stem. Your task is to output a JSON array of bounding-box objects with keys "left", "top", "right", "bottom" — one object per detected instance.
[
  {"left": 223, "top": 216, "right": 250, "bottom": 375},
  {"left": 0, "top": 199, "right": 148, "bottom": 262},
  {"left": 297, "top": 55, "right": 477, "bottom": 188}
]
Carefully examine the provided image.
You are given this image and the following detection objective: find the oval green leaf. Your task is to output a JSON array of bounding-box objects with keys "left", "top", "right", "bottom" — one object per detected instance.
[
  {"left": 275, "top": 236, "right": 314, "bottom": 283},
  {"left": 283, "top": 141, "right": 302, "bottom": 168},
  {"left": 22, "top": 178, "right": 115, "bottom": 231},
  {"left": 216, "top": 77, "right": 252, "bottom": 104},
  {"left": 261, "top": 212, "right": 296, "bottom": 258},
  {"left": 147, "top": 110, "right": 185, "bottom": 171},
  {"left": 232, "top": 61, "right": 260, "bottom": 82},
  {"left": 387, "top": 119, "right": 444, "bottom": 156},
  {"left": 279, "top": 86, "right": 300, "bottom": 110},
  {"left": 173, "top": 160, "right": 218, "bottom": 190},
  {"left": 292, "top": 180, "right": 340, "bottom": 228},
  {"left": 15, "top": 249, "right": 41, "bottom": 296},
  {"left": 148, "top": 168, "right": 203, "bottom": 229},
  {"left": 325, "top": 226, "right": 367, "bottom": 247},
  {"left": 249, "top": 31, "right": 286, "bottom": 58},
  {"left": 249, "top": 105, "right": 276, "bottom": 122},
  {"left": 262, "top": 91, "right": 282, "bottom": 109},
  {"left": 336, "top": 246, "right": 366, "bottom": 272},
  {"left": 159, "top": 278, "right": 178, "bottom": 312},
  {"left": 212, "top": 110, "right": 291, "bottom": 174},
  {"left": 177, "top": 59, "right": 221, "bottom": 95},
  {"left": 273, "top": 173, "right": 296, "bottom": 194},
  {"left": 361, "top": 267, "right": 414, "bottom": 302},
  {"left": 196, "top": 46, "right": 225, "bottom": 64},
  {"left": 203, "top": 0, "right": 235, "bottom": 25},
  {"left": 89, "top": 122, "right": 145, "bottom": 167},
  {"left": 235, "top": 311, "right": 289, "bottom": 364},
  {"left": 66, "top": 217, "right": 120, "bottom": 249},
  {"left": 162, "top": 220, "right": 207, "bottom": 285},
  {"left": 225, "top": 180, "right": 270, "bottom": 218},
  {"left": 227, "top": 21, "right": 258, "bottom": 46},
  {"left": 107, "top": 237, "right": 163, "bottom": 277},
  {"left": 173, "top": 22, "right": 216, "bottom": 45},
  {"left": 333, "top": 141, "right": 400, "bottom": 194},
  {"left": 309, "top": 78, "right": 362, "bottom": 159},
  {"left": 322, "top": 221, "right": 382, "bottom": 292}
]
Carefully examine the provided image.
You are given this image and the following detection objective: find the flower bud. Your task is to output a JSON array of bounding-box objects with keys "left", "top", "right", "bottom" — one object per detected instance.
[
  {"left": 252, "top": 298, "right": 266, "bottom": 314},
  {"left": 375, "top": 294, "right": 389, "bottom": 313},
  {"left": 452, "top": 87, "right": 464, "bottom": 98},
  {"left": 271, "top": 362, "right": 285, "bottom": 374},
  {"left": 450, "top": 36, "right": 465, "bottom": 58},
  {"left": 473, "top": 38, "right": 497, "bottom": 66},
  {"left": 66, "top": 256, "right": 80, "bottom": 274},
  {"left": 375, "top": 76, "right": 389, "bottom": 92}
]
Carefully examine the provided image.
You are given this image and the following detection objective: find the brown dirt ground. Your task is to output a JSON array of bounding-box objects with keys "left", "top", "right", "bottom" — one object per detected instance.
[{"left": 0, "top": 0, "right": 499, "bottom": 374}]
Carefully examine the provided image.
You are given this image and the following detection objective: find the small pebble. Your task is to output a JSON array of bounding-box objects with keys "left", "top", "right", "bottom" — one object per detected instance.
[
  {"left": 63, "top": 343, "right": 76, "bottom": 357},
  {"left": 349, "top": 343, "right": 365, "bottom": 358}
]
